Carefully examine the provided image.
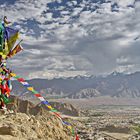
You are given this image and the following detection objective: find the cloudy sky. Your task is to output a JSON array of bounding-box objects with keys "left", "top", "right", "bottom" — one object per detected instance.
[{"left": 0, "top": 0, "right": 140, "bottom": 79}]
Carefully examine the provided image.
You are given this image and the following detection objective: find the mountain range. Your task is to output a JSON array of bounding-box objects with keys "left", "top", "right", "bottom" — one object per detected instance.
[{"left": 11, "top": 71, "right": 140, "bottom": 99}]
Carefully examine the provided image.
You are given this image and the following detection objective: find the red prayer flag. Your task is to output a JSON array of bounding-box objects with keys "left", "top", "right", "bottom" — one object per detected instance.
[
  {"left": 7, "top": 44, "right": 23, "bottom": 58},
  {"left": 75, "top": 134, "right": 79, "bottom": 140}
]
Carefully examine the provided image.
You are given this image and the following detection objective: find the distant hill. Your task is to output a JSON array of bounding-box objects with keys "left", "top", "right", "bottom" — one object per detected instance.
[
  {"left": 68, "top": 88, "right": 101, "bottom": 99},
  {"left": 11, "top": 72, "right": 140, "bottom": 99}
]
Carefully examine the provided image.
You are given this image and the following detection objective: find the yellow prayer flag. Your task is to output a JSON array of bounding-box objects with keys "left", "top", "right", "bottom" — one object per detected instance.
[
  {"left": 7, "top": 32, "right": 19, "bottom": 53},
  {"left": 68, "top": 126, "right": 72, "bottom": 130},
  {"left": 10, "top": 73, "right": 16, "bottom": 77},
  {"left": 47, "top": 105, "right": 53, "bottom": 110},
  {"left": 27, "top": 87, "right": 34, "bottom": 91}
]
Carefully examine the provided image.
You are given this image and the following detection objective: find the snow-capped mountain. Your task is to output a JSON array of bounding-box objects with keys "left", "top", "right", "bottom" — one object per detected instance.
[{"left": 12, "top": 71, "right": 140, "bottom": 99}]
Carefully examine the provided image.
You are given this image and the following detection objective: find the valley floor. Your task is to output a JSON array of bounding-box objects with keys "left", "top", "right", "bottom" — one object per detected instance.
[
  {"left": 53, "top": 97, "right": 140, "bottom": 140},
  {"left": 52, "top": 96, "right": 140, "bottom": 109},
  {"left": 72, "top": 105, "right": 140, "bottom": 140},
  {"left": 31, "top": 97, "right": 140, "bottom": 140}
]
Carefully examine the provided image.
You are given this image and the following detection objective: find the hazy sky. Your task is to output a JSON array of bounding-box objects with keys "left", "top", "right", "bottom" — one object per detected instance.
[{"left": 0, "top": 0, "right": 140, "bottom": 79}]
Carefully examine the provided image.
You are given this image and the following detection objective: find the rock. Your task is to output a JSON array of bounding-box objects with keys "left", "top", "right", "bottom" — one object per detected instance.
[{"left": 0, "top": 112, "right": 72, "bottom": 140}]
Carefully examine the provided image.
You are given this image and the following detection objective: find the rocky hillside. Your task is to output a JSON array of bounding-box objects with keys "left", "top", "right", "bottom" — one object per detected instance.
[
  {"left": 42, "top": 101, "right": 80, "bottom": 116},
  {"left": 0, "top": 112, "right": 72, "bottom": 140},
  {"left": 7, "top": 95, "right": 79, "bottom": 116},
  {"left": 0, "top": 96, "right": 79, "bottom": 140}
]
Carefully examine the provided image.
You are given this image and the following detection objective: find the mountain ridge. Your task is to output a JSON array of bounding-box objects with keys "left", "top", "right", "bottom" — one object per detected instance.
[{"left": 12, "top": 71, "right": 140, "bottom": 99}]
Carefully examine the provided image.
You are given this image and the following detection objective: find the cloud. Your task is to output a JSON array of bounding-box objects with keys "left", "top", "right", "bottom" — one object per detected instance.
[{"left": 0, "top": 0, "right": 140, "bottom": 79}]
